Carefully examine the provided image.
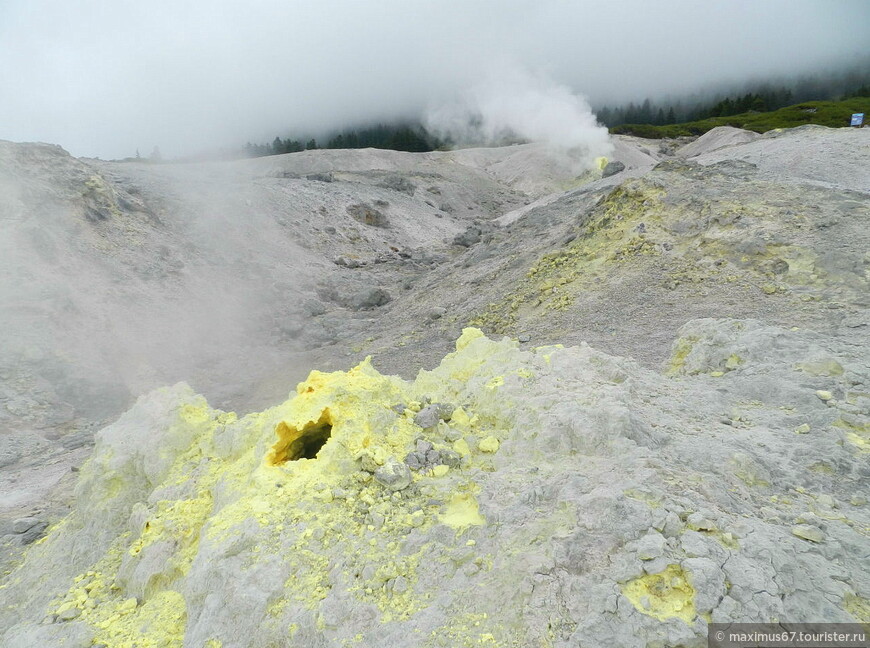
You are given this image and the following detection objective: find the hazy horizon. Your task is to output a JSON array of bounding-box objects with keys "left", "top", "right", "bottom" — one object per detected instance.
[{"left": 1, "top": 0, "right": 868, "bottom": 159}]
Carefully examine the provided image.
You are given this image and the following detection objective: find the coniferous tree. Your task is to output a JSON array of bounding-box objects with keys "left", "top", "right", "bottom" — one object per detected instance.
[{"left": 639, "top": 99, "right": 653, "bottom": 123}]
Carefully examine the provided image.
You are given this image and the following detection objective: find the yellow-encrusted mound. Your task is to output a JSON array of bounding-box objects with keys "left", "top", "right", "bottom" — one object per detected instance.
[{"left": 2, "top": 325, "right": 868, "bottom": 648}]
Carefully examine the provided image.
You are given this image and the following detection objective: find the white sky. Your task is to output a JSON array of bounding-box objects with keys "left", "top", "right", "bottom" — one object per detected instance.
[{"left": 0, "top": 0, "right": 867, "bottom": 158}]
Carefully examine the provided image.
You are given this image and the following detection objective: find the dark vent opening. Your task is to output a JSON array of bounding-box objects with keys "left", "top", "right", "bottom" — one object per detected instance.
[
  {"left": 293, "top": 422, "right": 332, "bottom": 460},
  {"left": 268, "top": 409, "right": 334, "bottom": 465}
]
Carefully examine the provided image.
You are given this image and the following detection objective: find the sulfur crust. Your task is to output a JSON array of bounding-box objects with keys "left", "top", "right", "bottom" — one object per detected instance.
[
  {"left": 621, "top": 564, "right": 697, "bottom": 623},
  {"left": 36, "top": 328, "right": 536, "bottom": 646}
]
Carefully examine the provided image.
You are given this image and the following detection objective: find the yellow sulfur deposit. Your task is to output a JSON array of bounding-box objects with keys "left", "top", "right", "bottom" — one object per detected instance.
[
  {"left": 843, "top": 593, "right": 870, "bottom": 624},
  {"left": 7, "top": 322, "right": 859, "bottom": 647},
  {"left": 15, "top": 328, "right": 535, "bottom": 647},
  {"left": 621, "top": 564, "right": 697, "bottom": 623},
  {"left": 440, "top": 493, "right": 486, "bottom": 529},
  {"left": 478, "top": 436, "right": 500, "bottom": 453},
  {"left": 833, "top": 418, "right": 870, "bottom": 452},
  {"left": 470, "top": 180, "right": 668, "bottom": 329}
]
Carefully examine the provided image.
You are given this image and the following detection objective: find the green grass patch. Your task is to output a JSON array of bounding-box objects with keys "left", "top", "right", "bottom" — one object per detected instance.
[{"left": 611, "top": 97, "right": 870, "bottom": 139}]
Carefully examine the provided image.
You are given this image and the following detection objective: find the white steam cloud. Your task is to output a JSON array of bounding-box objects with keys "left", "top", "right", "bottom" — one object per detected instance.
[{"left": 425, "top": 66, "right": 613, "bottom": 169}]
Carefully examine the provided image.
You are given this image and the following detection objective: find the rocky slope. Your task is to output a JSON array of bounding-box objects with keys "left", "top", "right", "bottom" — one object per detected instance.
[{"left": 0, "top": 126, "right": 868, "bottom": 646}]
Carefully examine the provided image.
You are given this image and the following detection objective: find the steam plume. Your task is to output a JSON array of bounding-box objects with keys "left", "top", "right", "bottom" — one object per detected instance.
[{"left": 425, "top": 66, "right": 613, "bottom": 169}]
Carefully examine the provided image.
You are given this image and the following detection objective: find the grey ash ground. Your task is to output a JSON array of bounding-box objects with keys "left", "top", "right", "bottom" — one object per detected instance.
[{"left": 0, "top": 125, "right": 868, "bottom": 646}]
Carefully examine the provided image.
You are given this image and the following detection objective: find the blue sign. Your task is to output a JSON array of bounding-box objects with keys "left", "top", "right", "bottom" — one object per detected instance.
[{"left": 851, "top": 113, "right": 864, "bottom": 126}]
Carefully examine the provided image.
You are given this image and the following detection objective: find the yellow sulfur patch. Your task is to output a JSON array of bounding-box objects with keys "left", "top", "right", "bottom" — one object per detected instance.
[
  {"left": 24, "top": 329, "right": 538, "bottom": 645},
  {"left": 725, "top": 354, "right": 743, "bottom": 370},
  {"left": 621, "top": 564, "right": 697, "bottom": 623},
  {"left": 453, "top": 438, "right": 471, "bottom": 456},
  {"left": 667, "top": 336, "right": 698, "bottom": 376},
  {"left": 450, "top": 407, "right": 478, "bottom": 432},
  {"left": 441, "top": 493, "right": 485, "bottom": 529},
  {"left": 456, "top": 327, "right": 486, "bottom": 351},
  {"left": 478, "top": 436, "right": 500, "bottom": 453},
  {"left": 843, "top": 593, "right": 870, "bottom": 623},
  {"left": 795, "top": 359, "right": 844, "bottom": 377},
  {"left": 94, "top": 590, "right": 187, "bottom": 648},
  {"left": 833, "top": 418, "right": 870, "bottom": 452},
  {"left": 485, "top": 376, "right": 504, "bottom": 390}
]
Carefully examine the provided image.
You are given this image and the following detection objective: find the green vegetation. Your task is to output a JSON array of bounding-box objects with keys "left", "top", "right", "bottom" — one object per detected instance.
[
  {"left": 610, "top": 97, "right": 870, "bottom": 139},
  {"left": 244, "top": 122, "right": 441, "bottom": 158},
  {"left": 598, "top": 89, "right": 797, "bottom": 127},
  {"left": 597, "top": 66, "right": 870, "bottom": 128},
  {"left": 325, "top": 124, "right": 437, "bottom": 152}
]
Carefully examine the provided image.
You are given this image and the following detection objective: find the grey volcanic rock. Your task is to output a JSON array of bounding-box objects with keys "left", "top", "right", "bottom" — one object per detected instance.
[
  {"left": 453, "top": 226, "right": 481, "bottom": 247},
  {"left": 373, "top": 458, "right": 412, "bottom": 491},
  {"left": 346, "top": 202, "right": 390, "bottom": 227},
  {"left": 1, "top": 325, "right": 867, "bottom": 647},
  {"left": 11, "top": 517, "right": 39, "bottom": 534},
  {"left": 1, "top": 127, "right": 869, "bottom": 647},
  {"left": 413, "top": 403, "right": 453, "bottom": 429},
  {"left": 378, "top": 175, "right": 416, "bottom": 195},
  {"left": 18, "top": 522, "right": 49, "bottom": 545},
  {"left": 346, "top": 287, "right": 392, "bottom": 310},
  {"left": 602, "top": 160, "right": 626, "bottom": 177}
]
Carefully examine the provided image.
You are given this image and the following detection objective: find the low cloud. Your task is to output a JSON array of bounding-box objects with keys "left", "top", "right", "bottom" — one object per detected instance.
[{"left": 0, "top": 1, "right": 867, "bottom": 158}]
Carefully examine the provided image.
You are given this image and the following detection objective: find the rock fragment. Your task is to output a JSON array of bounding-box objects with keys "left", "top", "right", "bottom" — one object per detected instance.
[
  {"left": 57, "top": 606, "right": 81, "bottom": 622},
  {"left": 12, "top": 517, "right": 39, "bottom": 534},
  {"left": 19, "top": 521, "right": 49, "bottom": 545},
  {"left": 346, "top": 203, "right": 389, "bottom": 227},
  {"left": 791, "top": 524, "right": 825, "bottom": 543},
  {"left": 403, "top": 453, "right": 422, "bottom": 470},
  {"left": 453, "top": 226, "right": 481, "bottom": 247},
  {"left": 636, "top": 531, "right": 666, "bottom": 560},
  {"left": 346, "top": 288, "right": 391, "bottom": 310},
  {"left": 414, "top": 403, "right": 453, "bottom": 429},
  {"left": 686, "top": 512, "right": 716, "bottom": 531},
  {"left": 377, "top": 176, "right": 415, "bottom": 195},
  {"left": 438, "top": 449, "right": 462, "bottom": 468},
  {"left": 602, "top": 161, "right": 626, "bottom": 177},
  {"left": 374, "top": 458, "right": 412, "bottom": 491},
  {"left": 303, "top": 299, "right": 327, "bottom": 316}
]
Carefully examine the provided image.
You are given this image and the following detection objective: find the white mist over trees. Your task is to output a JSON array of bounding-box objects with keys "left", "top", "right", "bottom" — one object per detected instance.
[{"left": 0, "top": 0, "right": 867, "bottom": 158}]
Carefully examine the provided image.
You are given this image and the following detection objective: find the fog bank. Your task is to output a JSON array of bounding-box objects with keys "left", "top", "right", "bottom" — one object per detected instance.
[{"left": 0, "top": 0, "right": 867, "bottom": 158}]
